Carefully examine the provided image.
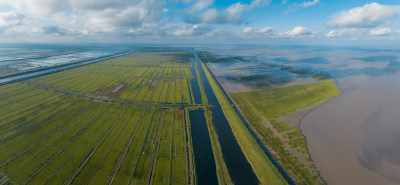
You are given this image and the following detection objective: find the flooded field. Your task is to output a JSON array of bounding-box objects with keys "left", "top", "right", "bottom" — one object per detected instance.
[
  {"left": 0, "top": 46, "right": 122, "bottom": 77},
  {"left": 201, "top": 45, "right": 400, "bottom": 185}
]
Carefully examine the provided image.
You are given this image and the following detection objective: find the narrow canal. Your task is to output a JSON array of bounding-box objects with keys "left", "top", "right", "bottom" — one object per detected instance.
[
  {"left": 188, "top": 110, "right": 218, "bottom": 185},
  {"left": 193, "top": 51, "right": 259, "bottom": 185},
  {"left": 189, "top": 58, "right": 203, "bottom": 104},
  {"left": 189, "top": 58, "right": 218, "bottom": 185}
]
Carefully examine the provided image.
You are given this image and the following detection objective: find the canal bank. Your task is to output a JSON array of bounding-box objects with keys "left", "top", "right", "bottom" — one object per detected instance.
[
  {"left": 193, "top": 51, "right": 259, "bottom": 185},
  {"left": 0, "top": 50, "right": 133, "bottom": 86},
  {"left": 189, "top": 110, "right": 218, "bottom": 185},
  {"left": 196, "top": 49, "right": 294, "bottom": 185}
]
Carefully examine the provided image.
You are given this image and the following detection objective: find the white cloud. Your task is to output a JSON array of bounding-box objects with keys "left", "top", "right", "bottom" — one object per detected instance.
[
  {"left": 186, "top": 0, "right": 214, "bottom": 13},
  {"left": 0, "top": 0, "right": 67, "bottom": 15},
  {"left": 325, "top": 27, "right": 394, "bottom": 37},
  {"left": 170, "top": 0, "right": 193, "bottom": 3},
  {"left": 237, "top": 26, "right": 316, "bottom": 38},
  {"left": 42, "top": 25, "right": 79, "bottom": 36},
  {"left": 199, "top": 3, "right": 247, "bottom": 24},
  {"left": 249, "top": 0, "right": 271, "bottom": 8},
  {"left": 325, "top": 28, "right": 368, "bottom": 37},
  {"left": 192, "top": 0, "right": 270, "bottom": 24},
  {"left": 283, "top": 26, "right": 314, "bottom": 37},
  {"left": 0, "top": 0, "right": 165, "bottom": 33},
  {"left": 285, "top": 0, "right": 319, "bottom": 13},
  {"left": 217, "top": 2, "right": 247, "bottom": 23},
  {"left": 238, "top": 26, "right": 274, "bottom": 38},
  {"left": 242, "top": 27, "right": 254, "bottom": 33},
  {"left": 128, "top": 23, "right": 164, "bottom": 36},
  {"left": 301, "top": 0, "right": 319, "bottom": 8},
  {"left": 70, "top": 0, "right": 165, "bottom": 29},
  {"left": 127, "top": 23, "right": 218, "bottom": 38},
  {"left": 0, "top": 11, "right": 26, "bottom": 27},
  {"left": 325, "top": 30, "right": 336, "bottom": 37},
  {"left": 69, "top": 0, "right": 132, "bottom": 11},
  {"left": 369, "top": 28, "right": 392, "bottom": 36},
  {"left": 173, "top": 24, "right": 210, "bottom": 36},
  {"left": 199, "top": 9, "right": 219, "bottom": 23},
  {"left": 258, "top": 26, "right": 274, "bottom": 33},
  {"left": 328, "top": 3, "right": 400, "bottom": 28}
]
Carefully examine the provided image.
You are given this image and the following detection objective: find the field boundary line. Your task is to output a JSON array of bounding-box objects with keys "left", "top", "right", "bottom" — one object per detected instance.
[
  {"left": 22, "top": 80, "right": 205, "bottom": 108},
  {"left": 127, "top": 109, "right": 157, "bottom": 185},
  {"left": 132, "top": 67, "right": 159, "bottom": 101},
  {"left": 0, "top": 89, "right": 50, "bottom": 110},
  {"left": 0, "top": 89, "right": 47, "bottom": 108},
  {"left": 86, "top": 107, "right": 137, "bottom": 184},
  {"left": 0, "top": 96, "right": 72, "bottom": 143},
  {"left": 148, "top": 110, "right": 165, "bottom": 185},
  {"left": 20, "top": 104, "right": 111, "bottom": 185},
  {"left": 0, "top": 95, "right": 69, "bottom": 128},
  {"left": 126, "top": 67, "right": 152, "bottom": 100},
  {"left": 165, "top": 80, "right": 170, "bottom": 103},
  {"left": 187, "top": 79, "right": 194, "bottom": 104},
  {"left": 168, "top": 110, "right": 176, "bottom": 185},
  {"left": 148, "top": 66, "right": 167, "bottom": 103},
  {"left": 106, "top": 109, "right": 147, "bottom": 185},
  {"left": 42, "top": 105, "right": 117, "bottom": 184},
  {"left": 0, "top": 91, "right": 61, "bottom": 117},
  {"left": 3, "top": 103, "right": 97, "bottom": 177},
  {"left": 0, "top": 101, "right": 90, "bottom": 167},
  {"left": 65, "top": 108, "right": 127, "bottom": 185},
  {"left": 0, "top": 86, "right": 37, "bottom": 101}
]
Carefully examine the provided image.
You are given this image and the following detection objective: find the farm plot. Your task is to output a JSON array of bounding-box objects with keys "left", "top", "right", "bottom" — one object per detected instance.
[
  {"left": 0, "top": 48, "right": 199, "bottom": 185},
  {"left": 28, "top": 49, "right": 193, "bottom": 104}
]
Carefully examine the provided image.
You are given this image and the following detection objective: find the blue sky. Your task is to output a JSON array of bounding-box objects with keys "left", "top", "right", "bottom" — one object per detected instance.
[{"left": 1, "top": 0, "right": 400, "bottom": 44}]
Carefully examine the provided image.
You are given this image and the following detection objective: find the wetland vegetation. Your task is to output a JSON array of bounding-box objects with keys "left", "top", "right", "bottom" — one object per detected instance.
[
  {"left": 199, "top": 50, "right": 341, "bottom": 185},
  {"left": 230, "top": 80, "right": 341, "bottom": 185},
  {"left": 198, "top": 54, "right": 289, "bottom": 185}
]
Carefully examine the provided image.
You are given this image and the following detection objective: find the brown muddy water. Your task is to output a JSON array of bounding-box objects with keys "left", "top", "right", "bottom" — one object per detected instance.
[
  {"left": 200, "top": 45, "right": 400, "bottom": 185},
  {"left": 301, "top": 74, "right": 400, "bottom": 185}
]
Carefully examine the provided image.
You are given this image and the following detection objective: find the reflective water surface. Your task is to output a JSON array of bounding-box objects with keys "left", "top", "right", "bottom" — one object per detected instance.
[{"left": 199, "top": 45, "right": 400, "bottom": 185}]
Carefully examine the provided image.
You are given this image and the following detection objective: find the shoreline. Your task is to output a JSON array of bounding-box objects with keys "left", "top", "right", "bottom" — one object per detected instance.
[{"left": 197, "top": 50, "right": 295, "bottom": 185}]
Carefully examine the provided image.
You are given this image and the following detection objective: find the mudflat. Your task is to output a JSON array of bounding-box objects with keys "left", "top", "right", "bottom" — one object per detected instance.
[{"left": 301, "top": 74, "right": 400, "bottom": 185}]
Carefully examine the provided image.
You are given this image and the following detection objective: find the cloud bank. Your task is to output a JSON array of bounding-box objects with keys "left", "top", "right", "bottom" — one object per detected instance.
[
  {"left": 328, "top": 3, "right": 400, "bottom": 28},
  {"left": 0, "top": 0, "right": 400, "bottom": 42}
]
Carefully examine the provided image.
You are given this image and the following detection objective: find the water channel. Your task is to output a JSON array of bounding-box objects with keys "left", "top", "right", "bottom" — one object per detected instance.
[
  {"left": 190, "top": 51, "right": 259, "bottom": 185},
  {"left": 188, "top": 57, "right": 218, "bottom": 185},
  {"left": 189, "top": 110, "right": 218, "bottom": 185}
]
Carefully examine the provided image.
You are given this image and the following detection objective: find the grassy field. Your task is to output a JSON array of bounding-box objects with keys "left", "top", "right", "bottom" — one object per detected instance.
[
  {"left": 28, "top": 51, "right": 192, "bottom": 104},
  {"left": 0, "top": 48, "right": 206, "bottom": 185},
  {"left": 204, "top": 109, "right": 233, "bottom": 185},
  {"left": 0, "top": 47, "right": 305, "bottom": 185},
  {"left": 230, "top": 79, "right": 341, "bottom": 185},
  {"left": 198, "top": 55, "right": 288, "bottom": 185}
]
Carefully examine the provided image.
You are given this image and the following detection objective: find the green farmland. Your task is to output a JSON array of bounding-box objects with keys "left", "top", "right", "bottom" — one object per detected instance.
[
  {"left": 0, "top": 49, "right": 199, "bottom": 185},
  {"left": 0, "top": 47, "right": 297, "bottom": 185}
]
